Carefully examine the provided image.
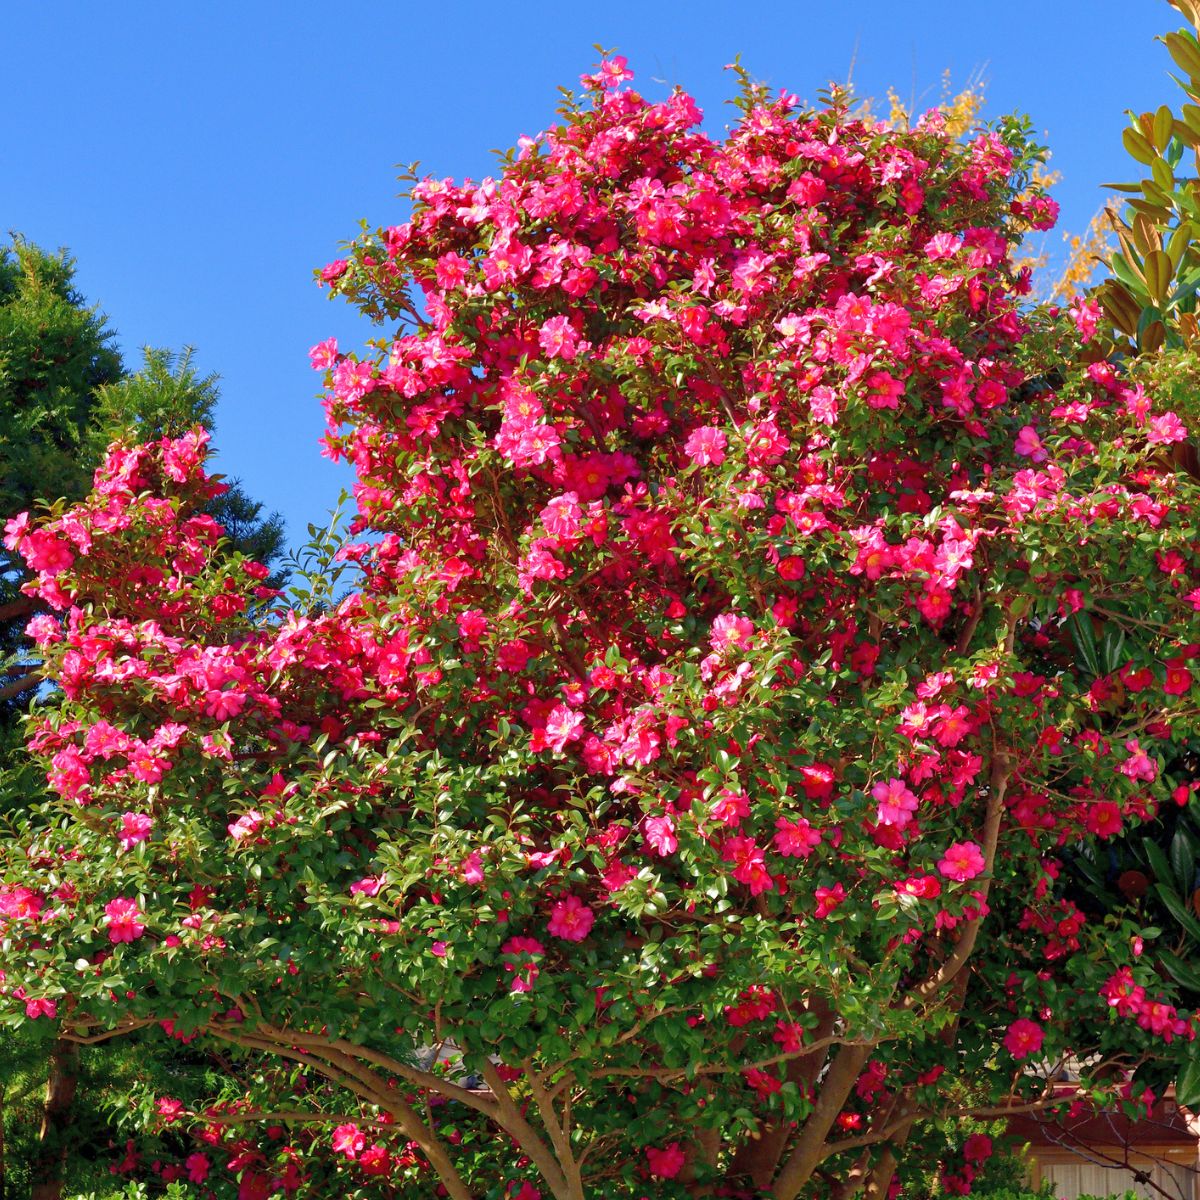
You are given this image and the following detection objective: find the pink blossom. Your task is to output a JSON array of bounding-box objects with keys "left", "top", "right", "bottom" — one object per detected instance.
[
  {"left": 543, "top": 704, "right": 584, "bottom": 754},
  {"left": 1014, "top": 425, "right": 1047, "bottom": 462},
  {"left": 1119, "top": 738, "right": 1158, "bottom": 782},
  {"left": 541, "top": 491, "right": 583, "bottom": 539},
  {"left": 20, "top": 530, "right": 74, "bottom": 574},
  {"left": 773, "top": 816, "right": 821, "bottom": 858},
  {"left": 227, "top": 810, "right": 263, "bottom": 842},
  {"left": 709, "top": 788, "right": 750, "bottom": 827},
  {"left": 814, "top": 883, "right": 847, "bottom": 918},
  {"left": 710, "top": 613, "right": 754, "bottom": 653},
  {"left": 644, "top": 814, "right": 678, "bottom": 856},
  {"left": 684, "top": 425, "right": 727, "bottom": 466},
  {"left": 937, "top": 841, "right": 986, "bottom": 882},
  {"left": 184, "top": 1153, "right": 210, "bottom": 1183},
  {"left": 308, "top": 337, "right": 338, "bottom": 370},
  {"left": 1069, "top": 298, "right": 1101, "bottom": 343},
  {"left": 104, "top": 897, "right": 146, "bottom": 944},
  {"left": 350, "top": 875, "right": 385, "bottom": 896},
  {"left": 1147, "top": 411, "right": 1188, "bottom": 445},
  {"left": 538, "top": 315, "right": 583, "bottom": 361},
  {"left": 25, "top": 997, "right": 57, "bottom": 1019},
  {"left": 872, "top": 778, "right": 919, "bottom": 828},
  {"left": 118, "top": 812, "right": 153, "bottom": 851},
  {"left": 924, "top": 231, "right": 963, "bottom": 260},
  {"left": 547, "top": 895, "right": 594, "bottom": 941},
  {"left": 645, "top": 1143, "right": 686, "bottom": 1179},
  {"left": 331, "top": 1122, "right": 365, "bottom": 1160},
  {"left": 1003, "top": 1018, "right": 1045, "bottom": 1059},
  {"left": 501, "top": 935, "right": 544, "bottom": 992}
]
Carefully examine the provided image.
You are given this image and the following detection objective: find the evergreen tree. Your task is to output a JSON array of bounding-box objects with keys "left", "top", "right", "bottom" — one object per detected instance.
[{"left": 0, "top": 236, "right": 286, "bottom": 1199}]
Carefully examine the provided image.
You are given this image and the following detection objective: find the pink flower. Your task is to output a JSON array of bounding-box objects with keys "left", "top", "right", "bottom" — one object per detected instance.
[
  {"left": 320, "top": 260, "right": 348, "bottom": 283},
  {"left": 865, "top": 371, "right": 905, "bottom": 410},
  {"left": 331, "top": 1122, "right": 365, "bottom": 1160},
  {"left": 709, "top": 788, "right": 750, "bottom": 827},
  {"left": 684, "top": 426, "right": 728, "bottom": 466},
  {"left": 20, "top": 530, "right": 74, "bottom": 574},
  {"left": 1147, "top": 411, "right": 1188, "bottom": 445},
  {"left": 872, "top": 778, "right": 919, "bottom": 828},
  {"left": 543, "top": 704, "right": 584, "bottom": 754},
  {"left": 538, "top": 315, "right": 583, "bottom": 361},
  {"left": 773, "top": 816, "right": 821, "bottom": 858},
  {"left": 1014, "top": 425, "right": 1047, "bottom": 462},
  {"left": 1069, "top": 297, "right": 1101, "bottom": 343},
  {"left": 541, "top": 491, "right": 583, "bottom": 539},
  {"left": 645, "top": 1142, "right": 686, "bottom": 1179},
  {"left": 814, "top": 882, "right": 847, "bottom": 918},
  {"left": 963, "top": 1133, "right": 994, "bottom": 1164},
  {"left": 104, "top": 897, "right": 146, "bottom": 944},
  {"left": 501, "top": 935, "right": 544, "bottom": 992},
  {"left": 644, "top": 814, "right": 678, "bottom": 856},
  {"left": 710, "top": 612, "right": 754, "bottom": 653},
  {"left": 350, "top": 875, "right": 385, "bottom": 896},
  {"left": 1118, "top": 738, "right": 1157, "bottom": 782},
  {"left": 25, "top": 997, "right": 57, "bottom": 1019},
  {"left": 461, "top": 852, "right": 485, "bottom": 885},
  {"left": 307, "top": 337, "right": 338, "bottom": 370},
  {"left": 924, "top": 231, "right": 963, "bottom": 260},
  {"left": 227, "top": 810, "right": 263, "bottom": 842},
  {"left": 1003, "top": 1018, "right": 1045, "bottom": 1059},
  {"left": 184, "top": 1153, "right": 211, "bottom": 1183},
  {"left": 547, "top": 895, "right": 594, "bottom": 941},
  {"left": 937, "top": 841, "right": 985, "bottom": 882},
  {"left": 118, "top": 812, "right": 153, "bottom": 851}
]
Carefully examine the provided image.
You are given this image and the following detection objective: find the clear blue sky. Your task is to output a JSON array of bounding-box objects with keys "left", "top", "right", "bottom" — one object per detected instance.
[{"left": 3, "top": 1, "right": 1179, "bottom": 549}]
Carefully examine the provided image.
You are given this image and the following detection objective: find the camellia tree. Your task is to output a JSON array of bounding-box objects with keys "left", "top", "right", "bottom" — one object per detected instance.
[{"left": 2, "top": 59, "right": 1200, "bottom": 1200}]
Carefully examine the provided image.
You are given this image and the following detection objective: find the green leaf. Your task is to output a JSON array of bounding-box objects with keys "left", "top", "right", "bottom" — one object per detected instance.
[
  {"left": 1156, "top": 883, "right": 1200, "bottom": 944},
  {"left": 1173, "top": 827, "right": 1199, "bottom": 895},
  {"left": 1145, "top": 838, "right": 1176, "bottom": 890},
  {"left": 1161, "top": 948, "right": 1200, "bottom": 992},
  {"left": 1067, "top": 613, "right": 1100, "bottom": 677},
  {"left": 1178, "top": 1055, "right": 1200, "bottom": 1108}
]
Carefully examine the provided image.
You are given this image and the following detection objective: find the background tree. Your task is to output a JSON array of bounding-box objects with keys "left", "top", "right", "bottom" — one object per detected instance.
[{"left": 0, "top": 237, "right": 287, "bottom": 1199}]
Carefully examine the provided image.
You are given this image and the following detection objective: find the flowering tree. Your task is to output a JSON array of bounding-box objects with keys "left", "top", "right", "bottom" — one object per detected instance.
[{"left": 2, "top": 61, "right": 1200, "bottom": 1200}]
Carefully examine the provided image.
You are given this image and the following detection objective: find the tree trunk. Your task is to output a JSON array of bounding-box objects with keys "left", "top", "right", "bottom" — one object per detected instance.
[
  {"left": 0, "top": 1082, "right": 8, "bottom": 1200},
  {"left": 29, "top": 1038, "right": 79, "bottom": 1200}
]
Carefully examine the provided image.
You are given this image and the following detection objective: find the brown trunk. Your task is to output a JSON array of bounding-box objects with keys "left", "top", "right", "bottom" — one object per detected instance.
[
  {"left": 0, "top": 1082, "right": 7, "bottom": 1200},
  {"left": 29, "top": 1038, "right": 79, "bottom": 1200},
  {"left": 730, "top": 999, "right": 836, "bottom": 1190}
]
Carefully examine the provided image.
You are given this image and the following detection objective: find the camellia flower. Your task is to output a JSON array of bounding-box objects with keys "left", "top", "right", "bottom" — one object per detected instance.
[
  {"left": 684, "top": 425, "right": 728, "bottom": 466},
  {"left": 814, "top": 883, "right": 847, "bottom": 918},
  {"left": 547, "top": 895, "right": 594, "bottom": 941},
  {"left": 645, "top": 1142, "right": 687, "bottom": 1179},
  {"left": 773, "top": 816, "right": 821, "bottom": 858},
  {"left": 937, "top": 841, "right": 986, "bottom": 882},
  {"left": 104, "top": 897, "right": 146, "bottom": 944},
  {"left": 1003, "top": 1018, "right": 1045, "bottom": 1059},
  {"left": 501, "top": 936, "right": 544, "bottom": 993},
  {"left": 117, "top": 812, "right": 153, "bottom": 851},
  {"left": 872, "top": 778, "right": 919, "bottom": 828},
  {"left": 331, "top": 1122, "right": 365, "bottom": 1160}
]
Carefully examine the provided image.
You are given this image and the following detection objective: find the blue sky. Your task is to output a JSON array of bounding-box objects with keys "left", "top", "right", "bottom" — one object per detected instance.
[{"left": 3, "top": 1, "right": 1180, "bottom": 549}]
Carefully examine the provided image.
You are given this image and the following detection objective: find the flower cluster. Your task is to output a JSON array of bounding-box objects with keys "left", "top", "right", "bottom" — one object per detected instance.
[{"left": 0, "top": 57, "right": 1198, "bottom": 1200}]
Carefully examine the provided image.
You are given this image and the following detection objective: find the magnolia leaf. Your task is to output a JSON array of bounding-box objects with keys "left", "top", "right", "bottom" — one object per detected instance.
[
  {"left": 1124, "top": 126, "right": 1159, "bottom": 165},
  {"left": 1178, "top": 1055, "right": 1200, "bottom": 1109}
]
